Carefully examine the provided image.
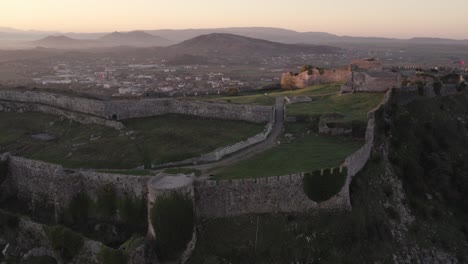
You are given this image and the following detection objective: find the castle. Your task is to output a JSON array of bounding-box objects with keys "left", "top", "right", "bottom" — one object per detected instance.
[{"left": 1, "top": 60, "right": 467, "bottom": 263}]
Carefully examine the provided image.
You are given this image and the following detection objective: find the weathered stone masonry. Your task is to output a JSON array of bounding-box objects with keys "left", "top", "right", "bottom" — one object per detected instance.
[
  {"left": 0, "top": 90, "right": 275, "bottom": 125},
  {"left": 1, "top": 155, "right": 148, "bottom": 216},
  {"left": 194, "top": 174, "right": 349, "bottom": 218}
]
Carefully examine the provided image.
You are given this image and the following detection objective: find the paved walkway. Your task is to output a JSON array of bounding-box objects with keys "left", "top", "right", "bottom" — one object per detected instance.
[{"left": 185, "top": 96, "right": 285, "bottom": 176}]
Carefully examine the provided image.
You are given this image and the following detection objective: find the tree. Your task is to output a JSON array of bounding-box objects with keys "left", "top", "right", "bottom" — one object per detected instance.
[{"left": 300, "top": 64, "right": 314, "bottom": 75}]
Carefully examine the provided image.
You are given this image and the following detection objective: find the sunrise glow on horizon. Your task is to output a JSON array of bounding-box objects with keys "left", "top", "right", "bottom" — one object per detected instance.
[{"left": 2, "top": 0, "right": 468, "bottom": 39}]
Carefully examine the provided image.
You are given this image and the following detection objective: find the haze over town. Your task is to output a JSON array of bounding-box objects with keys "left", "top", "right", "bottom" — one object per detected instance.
[{"left": 2, "top": 0, "right": 468, "bottom": 39}]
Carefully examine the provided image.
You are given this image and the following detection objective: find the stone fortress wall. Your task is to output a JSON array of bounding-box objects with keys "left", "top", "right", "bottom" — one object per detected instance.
[
  {"left": 0, "top": 155, "right": 148, "bottom": 217},
  {"left": 194, "top": 91, "right": 387, "bottom": 217},
  {"left": 2, "top": 85, "right": 467, "bottom": 263},
  {"left": 0, "top": 88, "right": 395, "bottom": 221},
  {"left": 194, "top": 173, "right": 348, "bottom": 218},
  {"left": 0, "top": 90, "right": 274, "bottom": 126},
  {"left": 0, "top": 99, "right": 124, "bottom": 129}
]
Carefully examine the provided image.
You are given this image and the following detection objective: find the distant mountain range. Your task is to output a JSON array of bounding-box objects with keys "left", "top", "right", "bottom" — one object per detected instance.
[
  {"left": 0, "top": 33, "right": 343, "bottom": 64},
  {"left": 29, "top": 31, "right": 171, "bottom": 48},
  {"left": 166, "top": 33, "right": 339, "bottom": 56},
  {"left": 161, "top": 33, "right": 340, "bottom": 64},
  {"left": 1, "top": 27, "right": 468, "bottom": 48}
]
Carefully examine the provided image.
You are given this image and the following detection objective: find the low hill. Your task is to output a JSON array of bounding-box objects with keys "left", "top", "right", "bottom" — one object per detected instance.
[
  {"left": 99, "top": 31, "right": 171, "bottom": 47},
  {"left": 30, "top": 35, "right": 102, "bottom": 49},
  {"left": 165, "top": 33, "right": 340, "bottom": 57}
]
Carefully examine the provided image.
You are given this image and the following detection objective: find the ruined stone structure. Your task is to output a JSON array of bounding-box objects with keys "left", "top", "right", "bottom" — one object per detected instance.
[
  {"left": 280, "top": 68, "right": 350, "bottom": 89},
  {"left": 341, "top": 71, "right": 403, "bottom": 93},
  {"left": 0, "top": 90, "right": 274, "bottom": 126}
]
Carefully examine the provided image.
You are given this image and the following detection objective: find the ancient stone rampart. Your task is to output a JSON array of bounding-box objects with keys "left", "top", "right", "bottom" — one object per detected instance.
[
  {"left": 194, "top": 173, "right": 348, "bottom": 218},
  {"left": 391, "top": 84, "right": 465, "bottom": 106},
  {"left": 106, "top": 99, "right": 274, "bottom": 124},
  {"left": 1, "top": 155, "right": 148, "bottom": 216},
  {"left": 0, "top": 90, "right": 274, "bottom": 125},
  {"left": 0, "top": 90, "right": 105, "bottom": 116},
  {"left": 0, "top": 100, "right": 124, "bottom": 129},
  {"left": 194, "top": 90, "right": 393, "bottom": 218}
]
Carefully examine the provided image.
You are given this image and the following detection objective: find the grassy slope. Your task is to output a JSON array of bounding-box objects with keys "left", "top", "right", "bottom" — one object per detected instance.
[
  {"left": 287, "top": 92, "right": 384, "bottom": 122},
  {"left": 212, "top": 124, "right": 363, "bottom": 179},
  {"left": 0, "top": 113, "right": 263, "bottom": 169},
  {"left": 193, "top": 84, "right": 342, "bottom": 105}
]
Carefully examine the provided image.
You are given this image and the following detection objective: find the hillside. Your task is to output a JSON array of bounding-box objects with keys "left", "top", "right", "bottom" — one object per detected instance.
[
  {"left": 3, "top": 27, "right": 468, "bottom": 47},
  {"left": 31, "top": 35, "right": 95, "bottom": 48},
  {"left": 99, "top": 31, "right": 171, "bottom": 47},
  {"left": 189, "top": 94, "right": 468, "bottom": 263},
  {"left": 165, "top": 33, "right": 340, "bottom": 59}
]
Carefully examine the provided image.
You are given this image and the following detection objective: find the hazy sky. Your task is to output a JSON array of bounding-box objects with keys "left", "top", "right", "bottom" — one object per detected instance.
[{"left": 2, "top": 0, "right": 468, "bottom": 38}]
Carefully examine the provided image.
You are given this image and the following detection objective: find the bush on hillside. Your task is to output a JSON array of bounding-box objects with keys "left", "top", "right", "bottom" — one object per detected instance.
[
  {"left": 303, "top": 167, "right": 347, "bottom": 202},
  {"left": 151, "top": 192, "right": 194, "bottom": 261},
  {"left": 44, "top": 225, "right": 84, "bottom": 261},
  {"left": 97, "top": 246, "right": 128, "bottom": 264}
]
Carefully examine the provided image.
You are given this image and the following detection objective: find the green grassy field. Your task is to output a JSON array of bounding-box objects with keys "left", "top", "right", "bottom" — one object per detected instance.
[
  {"left": 212, "top": 125, "right": 363, "bottom": 179},
  {"left": 193, "top": 84, "right": 342, "bottom": 105},
  {"left": 287, "top": 92, "right": 384, "bottom": 122},
  {"left": 0, "top": 112, "right": 264, "bottom": 169}
]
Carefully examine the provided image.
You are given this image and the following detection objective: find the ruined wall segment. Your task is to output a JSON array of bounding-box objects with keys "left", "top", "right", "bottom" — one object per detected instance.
[
  {"left": 0, "top": 100, "right": 124, "bottom": 129},
  {"left": 0, "top": 90, "right": 274, "bottom": 124},
  {"left": 194, "top": 174, "right": 349, "bottom": 218},
  {"left": 0, "top": 90, "right": 105, "bottom": 116},
  {"left": 341, "top": 71, "right": 402, "bottom": 93},
  {"left": 1, "top": 155, "right": 148, "bottom": 217},
  {"left": 107, "top": 99, "right": 274, "bottom": 124},
  {"left": 281, "top": 68, "right": 349, "bottom": 89}
]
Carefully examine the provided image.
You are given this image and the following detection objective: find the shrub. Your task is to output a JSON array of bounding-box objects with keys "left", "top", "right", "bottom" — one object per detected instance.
[
  {"left": 66, "top": 192, "right": 93, "bottom": 224},
  {"left": 120, "top": 234, "right": 145, "bottom": 252},
  {"left": 96, "top": 184, "right": 117, "bottom": 220},
  {"left": 302, "top": 168, "right": 347, "bottom": 202},
  {"left": 98, "top": 246, "right": 129, "bottom": 264},
  {"left": 457, "top": 82, "right": 466, "bottom": 92},
  {"left": 433, "top": 81, "right": 443, "bottom": 95},
  {"left": 417, "top": 85, "right": 425, "bottom": 96},
  {"left": 0, "top": 159, "right": 8, "bottom": 184},
  {"left": 44, "top": 225, "right": 84, "bottom": 261},
  {"left": 20, "top": 256, "right": 57, "bottom": 264},
  {"left": 151, "top": 192, "right": 194, "bottom": 261},
  {"left": 0, "top": 209, "right": 19, "bottom": 230},
  {"left": 118, "top": 194, "right": 146, "bottom": 226},
  {"left": 300, "top": 64, "right": 313, "bottom": 75},
  {"left": 226, "top": 87, "right": 240, "bottom": 96},
  {"left": 385, "top": 207, "right": 400, "bottom": 222}
]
